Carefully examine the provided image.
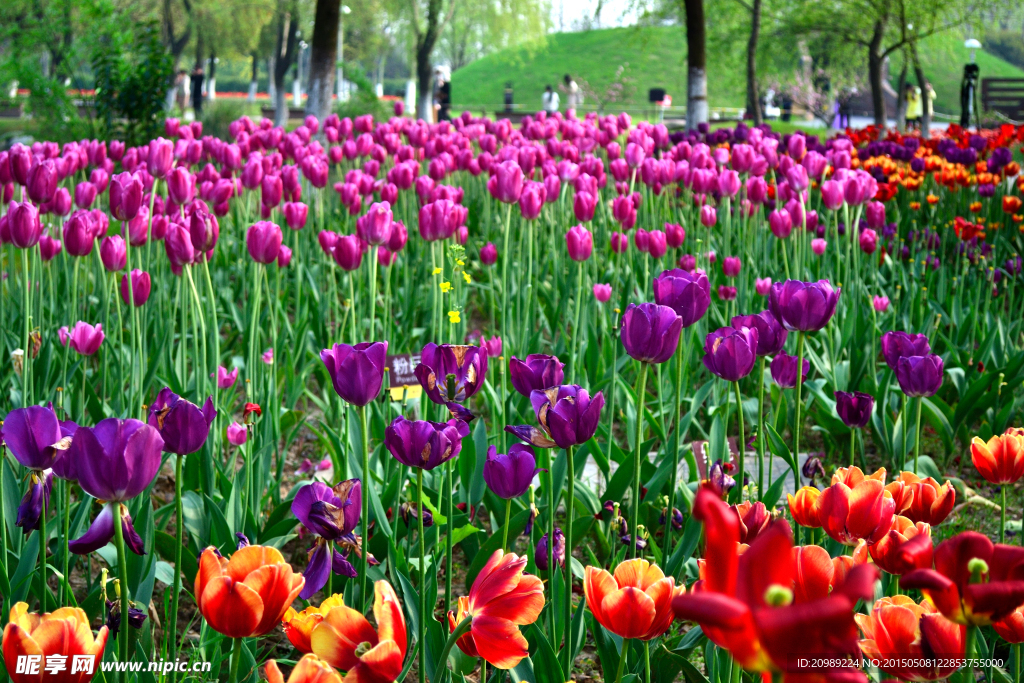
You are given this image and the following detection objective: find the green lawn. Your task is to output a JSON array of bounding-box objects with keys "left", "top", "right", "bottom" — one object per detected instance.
[{"left": 451, "top": 26, "right": 1024, "bottom": 118}]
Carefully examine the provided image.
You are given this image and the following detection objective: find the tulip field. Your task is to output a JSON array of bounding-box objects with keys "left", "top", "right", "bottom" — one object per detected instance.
[{"left": 0, "top": 110, "right": 1023, "bottom": 683}]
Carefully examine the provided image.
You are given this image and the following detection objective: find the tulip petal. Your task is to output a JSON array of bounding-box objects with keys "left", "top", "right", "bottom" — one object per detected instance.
[
  {"left": 244, "top": 563, "right": 305, "bottom": 636},
  {"left": 964, "top": 581, "right": 1024, "bottom": 624},
  {"left": 311, "top": 605, "right": 379, "bottom": 671},
  {"left": 600, "top": 586, "right": 656, "bottom": 639},
  {"left": 792, "top": 545, "right": 834, "bottom": 602},
  {"left": 357, "top": 640, "right": 404, "bottom": 683},
  {"left": 901, "top": 569, "right": 962, "bottom": 621},
  {"left": 477, "top": 573, "right": 544, "bottom": 625},
  {"left": 470, "top": 615, "right": 529, "bottom": 670},
  {"left": 199, "top": 576, "right": 264, "bottom": 638},
  {"left": 68, "top": 503, "right": 116, "bottom": 555},
  {"left": 469, "top": 551, "right": 526, "bottom": 613},
  {"left": 373, "top": 581, "right": 408, "bottom": 660},
  {"left": 301, "top": 542, "right": 332, "bottom": 600},
  {"left": 226, "top": 545, "right": 287, "bottom": 582}
]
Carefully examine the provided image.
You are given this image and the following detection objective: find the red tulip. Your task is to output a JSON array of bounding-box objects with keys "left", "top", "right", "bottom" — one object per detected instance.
[
  {"left": 585, "top": 559, "right": 681, "bottom": 640},
  {"left": 857, "top": 595, "right": 964, "bottom": 681}
]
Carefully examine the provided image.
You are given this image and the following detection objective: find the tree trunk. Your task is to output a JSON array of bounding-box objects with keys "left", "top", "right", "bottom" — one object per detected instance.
[
  {"left": 414, "top": 0, "right": 451, "bottom": 121},
  {"left": 208, "top": 47, "right": 217, "bottom": 101},
  {"left": 895, "top": 62, "right": 907, "bottom": 131},
  {"left": 868, "top": 19, "right": 886, "bottom": 128},
  {"left": 305, "top": 0, "right": 340, "bottom": 123},
  {"left": 248, "top": 53, "right": 258, "bottom": 102},
  {"left": 912, "top": 44, "right": 930, "bottom": 136},
  {"left": 684, "top": 0, "right": 707, "bottom": 130},
  {"left": 273, "top": 1, "right": 299, "bottom": 128},
  {"left": 745, "top": 0, "right": 762, "bottom": 125}
]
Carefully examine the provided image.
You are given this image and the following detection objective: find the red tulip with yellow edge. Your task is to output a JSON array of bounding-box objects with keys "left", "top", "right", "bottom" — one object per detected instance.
[
  {"left": 195, "top": 545, "right": 304, "bottom": 639},
  {"left": 901, "top": 531, "right": 1024, "bottom": 626},
  {"left": 671, "top": 488, "right": 878, "bottom": 679},
  {"left": 446, "top": 550, "right": 544, "bottom": 670},
  {"left": 1004, "top": 196, "right": 1023, "bottom": 214},
  {"left": 265, "top": 654, "right": 343, "bottom": 683},
  {"left": 971, "top": 430, "right": 1024, "bottom": 485},
  {"left": 792, "top": 545, "right": 865, "bottom": 602},
  {"left": 731, "top": 500, "right": 771, "bottom": 544},
  {"left": 817, "top": 467, "right": 896, "bottom": 546},
  {"left": 2, "top": 601, "right": 109, "bottom": 683},
  {"left": 787, "top": 487, "right": 821, "bottom": 528},
  {"left": 310, "top": 580, "right": 407, "bottom": 683},
  {"left": 868, "top": 516, "right": 932, "bottom": 575},
  {"left": 584, "top": 559, "right": 682, "bottom": 641},
  {"left": 856, "top": 595, "right": 965, "bottom": 682},
  {"left": 890, "top": 471, "right": 955, "bottom": 526},
  {"left": 994, "top": 605, "right": 1024, "bottom": 643},
  {"left": 282, "top": 593, "right": 346, "bottom": 654}
]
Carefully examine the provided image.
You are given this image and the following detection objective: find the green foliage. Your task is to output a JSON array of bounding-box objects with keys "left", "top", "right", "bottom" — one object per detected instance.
[
  {"left": 200, "top": 99, "right": 264, "bottom": 140},
  {"left": 333, "top": 68, "right": 391, "bottom": 120},
  {"left": 91, "top": 22, "right": 173, "bottom": 145},
  {"left": 984, "top": 29, "right": 1024, "bottom": 71}
]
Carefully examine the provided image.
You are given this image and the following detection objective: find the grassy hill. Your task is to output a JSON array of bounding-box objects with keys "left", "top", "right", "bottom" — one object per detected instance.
[{"left": 451, "top": 26, "right": 1024, "bottom": 117}]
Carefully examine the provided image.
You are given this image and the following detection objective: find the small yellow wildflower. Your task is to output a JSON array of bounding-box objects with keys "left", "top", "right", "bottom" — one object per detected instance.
[
  {"left": 462, "top": 272, "right": 472, "bottom": 284},
  {"left": 433, "top": 267, "right": 442, "bottom": 275},
  {"left": 439, "top": 281, "right": 452, "bottom": 293},
  {"left": 448, "top": 311, "right": 461, "bottom": 324}
]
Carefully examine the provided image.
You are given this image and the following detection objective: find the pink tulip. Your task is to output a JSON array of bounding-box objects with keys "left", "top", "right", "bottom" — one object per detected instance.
[
  {"left": 593, "top": 283, "right": 612, "bottom": 302},
  {"left": 811, "top": 238, "right": 827, "bottom": 255},
  {"left": 723, "top": 256, "right": 741, "bottom": 277},
  {"left": 573, "top": 191, "right": 596, "bottom": 222},
  {"left": 679, "top": 254, "right": 697, "bottom": 271},
  {"left": 718, "top": 170, "right": 741, "bottom": 197},
  {"left": 480, "top": 242, "right": 498, "bottom": 265},
  {"left": 647, "top": 229, "right": 667, "bottom": 258},
  {"left": 246, "top": 221, "right": 283, "bottom": 264},
  {"left": 69, "top": 321, "right": 104, "bottom": 356},
  {"left": 333, "top": 234, "right": 363, "bottom": 271},
  {"left": 664, "top": 222, "right": 685, "bottom": 248},
  {"left": 566, "top": 224, "right": 593, "bottom": 262},
  {"left": 769, "top": 209, "right": 793, "bottom": 239},
  {"left": 262, "top": 348, "right": 274, "bottom": 365},
  {"left": 58, "top": 326, "right": 70, "bottom": 347},
  {"left": 277, "top": 244, "right": 293, "bottom": 268},
  {"left": 755, "top": 277, "right": 772, "bottom": 296},
  {"left": 860, "top": 228, "right": 878, "bottom": 254},
  {"left": 214, "top": 365, "right": 239, "bottom": 389},
  {"left": 699, "top": 204, "right": 717, "bottom": 228},
  {"left": 820, "top": 179, "right": 844, "bottom": 210},
  {"left": 100, "top": 235, "right": 126, "bottom": 272},
  {"left": 610, "top": 232, "right": 628, "bottom": 254},
  {"left": 119, "top": 269, "right": 151, "bottom": 307},
  {"left": 872, "top": 296, "right": 890, "bottom": 312},
  {"left": 865, "top": 201, "right": 886, "bottom": 229},
  {"left": 38, "top": 234, "right": 61, "bottom": 261},
  {"left": 226, "top": 422, "right": 247, "bottom": 446},
  {"left": 356, "top": 201, "right": 394, "bottom": 246}
]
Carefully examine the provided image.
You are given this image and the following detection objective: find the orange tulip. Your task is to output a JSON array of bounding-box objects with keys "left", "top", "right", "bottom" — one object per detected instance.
[
  {"left": 584, "top": 559, "right": 682, "bottom": 641},
  {"left": 817, "top": 473, "right": 896, "bottom": 546},
  {"left": 310, "top": 581, "right": 406, "bottom": 682},
  {"left": 868, "top": 516, "right": 932, "bottom": 575},
  {"left": 786, "top": 487, "right": 821, "bottom": 528},
  {"left": 792, "top": 545, "right": 862, "bottom": 602},
  {"left": 282, "top": 594, "right": 346, "bottom": 654},
  {"left": 446, "top": 550, "right": 543, "bottom": 669},
  {"left": 3, "top": 602, "right": 109, "bottom": 683},
  {"left": 195, "top": 545, "right": 304, "bottom": 639},
  {"left": 266, "top": 654, "right": 343, "bottom": 683},
  {"left": 971, "top": 430, "right": 1024, "bottom": 484},
  {"left": 831, "top": 465, "right": 886, "bottom": 487},
  {"left": 857, "top": 595, "right": 964, "bottom": 682},
  {"left": 1004, "top": 196, "right": 1023, "bottom": 214},
  {"left": 890, "top": 471, "right": 955, "bottom": 525},
  {"left": 994, "top": 605, "right": 1024, "bottom": 644}
]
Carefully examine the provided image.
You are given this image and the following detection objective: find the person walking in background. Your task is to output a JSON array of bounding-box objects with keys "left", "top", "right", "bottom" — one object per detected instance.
[
  {"left": 542, "top": 84, "right": 560, "bottom": 113},
  {"left": 563, "top": 74, "right": 581, "bottom": 111},
  {"left": 191, "top": 65, "right": 205, "bottom": 116},
  {"left": 906, "top": 83, "right": 922, "bottom": 130}
]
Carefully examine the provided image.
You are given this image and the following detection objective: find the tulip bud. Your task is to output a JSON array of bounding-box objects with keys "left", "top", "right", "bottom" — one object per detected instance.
[
  {"left": 27, "top": 159, "right": 58, "bottom": 204},
  {"left": 227, "top": 422, "right": 248, "bottom": 446},
  {"left": 566, "top": 224, "right": 593, "bottom": 261},
  {"left": 664, "top": 222, "right": 685, "bottom": 248},
  {"left": 356, "top": 201, "right": 394, "bottom": 246},
  {"left": 610, "top": 231, "right": 628, "bottom": 254},
  {"left": 872, "top": 295, "right": 889, "bottom": 312},
  {"left": 148, "top": 138, "right": 174, "bottom": 178},
  {"left": 723, "top": 256, "right": 741, "bottom": 277},
  {"left": 811, "top": 238, "right": 827, "bottom": 256},
  {"left": 109, "top": 172, "right": 143, "bottom": 222},
  {"left": 246, "top": 221, "right": 283, "bottom": 264},
  {"left": 859, "top": 228, "right": 878, "bottom": 254},
  {"left": 38, "top": 233, "right": 62, "bottom": 261},
  {"left": 755, "top": 277, "right": 772, "bottom": 296},
  {"left": 699, "top": 205, "right": 717, "bottom": 227},
  {"left": 480, "top": 242, "right": 498, "bottom": 266},
  {"left": 120, "top": 269, "right": 152, "bottom": 307},
  {"left": 100, "top": 235, "right": 127, "bottom": 272},
  {"left": 593, "top": 283, "right": 612, "bottom": 302},
  {"left": 8, "top": 201, "right": 42, "bottom": 248}
]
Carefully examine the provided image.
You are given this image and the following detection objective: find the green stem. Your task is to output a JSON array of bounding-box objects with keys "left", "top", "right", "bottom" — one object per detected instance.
[
  {"left": 113, "top": 503, "right": 130, "bottom": 667},
  {"left": 227, "top": 637, "right": 242, "bottom": 683},
  {"left": 445, "top": 458, "right": 453, "bottom": 615},
  {"left": 501, "top": 498, "right": 511, "bottom": 551},
  {"left": 368, "top": 240, "right": 378, "bottom": 338},
  {"left": 569, "top": 261, "right": 585, "bottom": 382},
  {"left": 38, "top": 484, "right": 47, "bottom": 611},
  {"left": 850, "top": 429, "right": 856, "bottom": 467},
  {"left": 965, "top": 625, "right": 977, "bottom": 683},
  {"left": 630, "top": 363, "right": 650, "bottom": 559},
  {"left": 0, "top": 447, "right": 8, "bottom": 587},
  {"left": 170, "top": 454, "right": 183, "bottom": 664},
  {"left": 913, "top": 395, "right": 923, "bottom": 474},
  {"left": 662, "top": 332, "right": 685, "bottom": 559},
  {"left": 793, "top": 332, "right": 806, "bottom": 493},
  {"left": 643, "top": 640, "right": 652, "bottom": 683},
  {"left": 62, "top": 480, "right": 70, "bottom": 605},
  {"left": 734, "top": 381, "right": 746, "bottom": 502},
  {"left": 22, "top": 248, "right": 31, "bottom": 407},
  {"left": 437, "top": 616, "right": 473, "bottom": 681},
  {"left": 1002, "top": 485, "right": 1008, "bottom": 544},
  {"left": 360, "top": 404, "right": 371, "bottom": 605},
  {"left": 564, "top": 445, "right": 575, "bottom": 675},
  {"left": 757, "top": 356, "right": 766, "bottom": 499},
  {"left": 417, "top": 468, "right": 427, "bottom": 683},
  {"left": 613, "top": 641, "right": 628, "bottom": 683}
]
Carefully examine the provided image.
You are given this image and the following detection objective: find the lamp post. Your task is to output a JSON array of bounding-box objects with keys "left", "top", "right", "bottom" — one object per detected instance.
[
  {"left": 960, "top": 38, "right": 981, "bottom": 130},
  {"left": 336, "top": 5, "right": 351, "bottom": 103}
]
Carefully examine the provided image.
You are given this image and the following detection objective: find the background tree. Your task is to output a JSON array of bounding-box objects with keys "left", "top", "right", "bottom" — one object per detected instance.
[
  {"left": 304, "top": 0, "right": 340, "bottom": 121},
  {"left": 408, "top": 0, "right": 457, "bottom": 120}
]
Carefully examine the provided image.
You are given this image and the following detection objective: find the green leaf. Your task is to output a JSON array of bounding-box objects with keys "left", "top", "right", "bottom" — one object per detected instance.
[
  {"left": 587, "top": 612, "right": 623, "bottom": 683},
  {"left": 510, "top": 656, "right": 537, "bottom": 683},
  {"left": 450, "top": 524, "right": 479, "bottom": 546},
  {"left": 11, "top": 531, "right": 39, "bottom": 603},
  {"left": 465, "top": 508, "right": 530, "bottom": 591},
  {"left": 761, "top": 471, "right": 791, "bottom": 510},
  {"left": 525, "top": 623, "right": 564, "bottom": 683},
  {"left": 674, "top": 625, "right": 705, "bottom": 652}
]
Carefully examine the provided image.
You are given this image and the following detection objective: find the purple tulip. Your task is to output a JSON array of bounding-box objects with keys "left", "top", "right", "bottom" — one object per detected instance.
[
  {"left": 768, "top": 279, "right": 840, "bottom": 333},
  {"left": 483, "top": 444, "right": 540, "bottom": 499},
  {"left": 731, "top": 310, "right": 787, "bottom": 356},
  {"left": 896, "top": 355, "right": 944, "bottom": 397},
  {"left": 120, "top": 269, "right": 151, "bottom": 307},
  {"left": 8, "top": 201, "right": 42, "bottom": 248},
  {"left": 865, "top": 201, "right": 886, "bottom": 229},
  {"left": 167, "top": 167, "right": 194, "bottom": 205},
  {"left": 262, "top": 174, "right": 283, "bottom": 208},
  {"left": 620, "top": 303, "right": 683, "bottom": 364},
  {"left": 509, "top": 354, "right": 565, "bottom": 398},
  {"left": 487, "top": 160, "right": 524, "bottom": 204},
  {"left": 702, "top": 326, "right": 759, "bottom": 381},
  {"left": 521, "top": 385, "right": 604, "bottom": 450},
  {"left": 860, "top": 228, "right": 878, "bottom": 254},
  {"left": 333, "top": 234, "right": 363, "bottom": 271},
  {"left": 189, "top": 205, "right": 219, "bottom": 254},
  {"left": 821, "top": 179, "right": 844, "bottom": 210},
  {"left": 835, "top": 391, "right": 874, "bottom": 428},
  {"left": 39, "top": 234, "right": 61, "bottom": 261},
  {"left": 291, "top": 480, "right": 374, "bottom": 599},
  {"left": 769, "top": 209, "right": 793, "bottom": 239},
  {"left": 414, "top": 343, "right": 488, "bottom": 406},
  {"left": 284, "top": 202, "right": 308, "bottom": 230},
  {"left": 27, "top": 159, "right": 58, "bottom": 204},
  {"left": 880, "top": 331, "right": 931, "bottom": 370},
  {"left": 100, "top": 235, "right": 126, "bottom": 272},
  {"left": 356, "top": 201, "right": 394, "bottom": 246},
  {"left": 109, "top": 172, "right": 143, "bottom": 222},
  {"left": 770, "top": 352, "right": 809, "bottom": 388},
  {"left": 388, "top": 221, "right": 408, "bottom": 253},
  {"left": 246, "top": 220, "right": 283, "bottom": 264},
  {"left": 384, "top": 415, "right": 469, "bottom": 470},
  {"left": 699, "top": 205, "right": 717, "bottom": 227},
  {"left": 480, "top": 242, "right": 498, "bottom": 266},
  {"left": 573, "top": 191, "right": 597, "bottom": 222},
  {"left": 147, "top": 387, "right": 216, "bottom": 455},
  {"left": 535, "top": 527, "right": 565, "bottom": 570},
  {"left": 69, "top": 321, "right": 104, "bottom": 356},
  {"left": 566, "top": 224, "right": 593, "bottom": 261},
  {"left": 74, "top": 181, "right": 97, "bottom": 210},
  {"left": 652, "top": 268, "right": 710, "bottom": 328},
  {"left": 320, "top": 342, "right": 388, "bottom": 407},
  {"left": 418, "top": 199, "right": 458, "bottom": 242},
  {"left": 519, "top": 182, "right": 545, "bottom": 220},
  {"left": 148, "top": 137, "right": 174, "bottom": 178},
  {"left": 164, "top": 222, "right": 196, "bottom": 273},
  {"left": 3, "top": 405, "right": 69, "bottom": 472},
  {"left": 723, "top": 256, "right": 742, "bottom": 278},
  {"left": 67, "top": 418, "right": 164, "bottom": 555}
]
